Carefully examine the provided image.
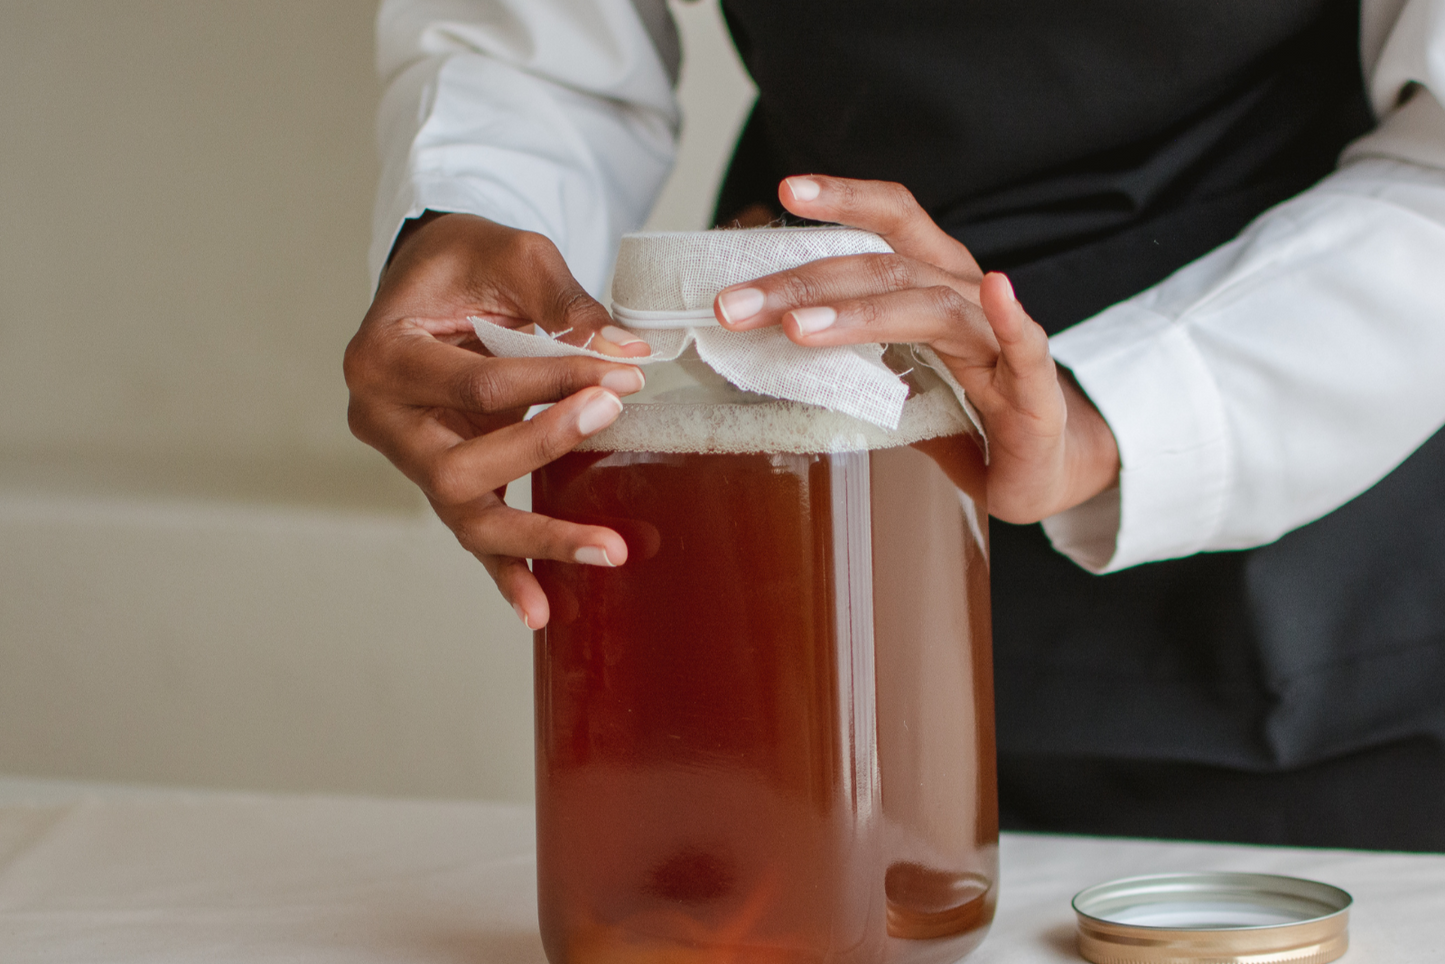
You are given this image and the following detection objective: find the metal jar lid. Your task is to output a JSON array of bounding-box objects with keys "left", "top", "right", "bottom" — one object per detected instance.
[{"left": 1072, "top": 872, "right": 1352, "bottom": 964}]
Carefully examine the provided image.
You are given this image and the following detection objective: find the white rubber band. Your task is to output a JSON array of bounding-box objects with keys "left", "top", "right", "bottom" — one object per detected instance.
[{"left": 611, "top": 304, "right": 720, "bottom": 329}]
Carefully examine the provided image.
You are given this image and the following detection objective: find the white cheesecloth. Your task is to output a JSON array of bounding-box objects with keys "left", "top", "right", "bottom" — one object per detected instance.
[{"left": 471, "top": 226, "right": 981, "bottom": 440}]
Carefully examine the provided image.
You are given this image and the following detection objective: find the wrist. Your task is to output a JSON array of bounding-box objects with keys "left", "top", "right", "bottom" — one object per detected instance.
[{"left": 1059, "top": 366, "right": 1121, "bottom": 512}]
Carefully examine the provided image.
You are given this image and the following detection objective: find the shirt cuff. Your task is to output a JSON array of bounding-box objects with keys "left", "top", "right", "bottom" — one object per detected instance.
[
  {"left": 1040, "top": 484, "right": 1120, "bottom": 573},
  {"left": 1043, "top": 303, "right": 1231, "bottom": 573}
]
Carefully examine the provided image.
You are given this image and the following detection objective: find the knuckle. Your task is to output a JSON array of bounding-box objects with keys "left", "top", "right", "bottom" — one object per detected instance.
[
  {"left": 488, "top": 554, "right": 519, "bottom": 579},
  {"left": 886, "top": 181, "right": 920, "bottom": 217},
  {"left": 422, "top": 455, "right": 470, "bottom": 506},
  {"left": 554, "top": 286, "right": 606, "bottom": 331},
  {"left": 532, "top": 357, "right": 593, "bottom": 406},
  {"left": 342, "top": 328, "right": 381, "bottom": 393},
  {"left": 848, "top": 296, "right": 885, "bottom": 330},
  {"left": 528, "top": 413, "right": 575, "bottom": 465},
  {"left": 488, "top": 556, "right": 525, "bottom": 592},
  {"left": 449, "top": 516, "right": 485, "bottom": 557},
  {"left": 341, "top": 337, "right": 364, "bottom": 390},
  {"left": 866, "top": 254, "right": 917, "bottom": 292},
  {"left": 556, "top": 357, "right": 600, "bottom": 396},
  {"left": 455, "top": 365, "right": 508, "bottom": 413},
  {"left": 451, "top": 507, "right": 502, "bottom": 557},
  {"left": 538, "top": 515, "right": 581, "bottom": 556},
  {"left": 506, "top": 229, "right": 558, "bottom": 268},
  {"left": 345, "top": 398, "right": 370, "bottom": 442},
  {"left": 833, "top": 177, "right": 860, "bottom": 208},
  {"left": 532, "top": 358, "right": 586, "bottom": 403},
  {"left": 776, "top": 270, "right": 827, "bottom": 308},
  {"left": 928, "top": 285, "right": 972, "bottom": 321}
]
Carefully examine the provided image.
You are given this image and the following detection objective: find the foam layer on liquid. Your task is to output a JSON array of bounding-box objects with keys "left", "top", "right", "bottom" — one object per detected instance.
[{"left": 577, "top": 382, "right": 972, "bottom": 455}]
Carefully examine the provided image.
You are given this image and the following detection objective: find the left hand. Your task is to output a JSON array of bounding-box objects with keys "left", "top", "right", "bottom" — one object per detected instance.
[{"left": 712, "top": 175, "right": 1120, "bottom": 525}]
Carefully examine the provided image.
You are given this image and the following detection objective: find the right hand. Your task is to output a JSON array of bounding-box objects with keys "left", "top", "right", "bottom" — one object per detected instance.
[
  {"left": 344, "top": 213, "right": 650, "bottom": 630},
  {"left": 714, "top": 176, "right": 1120, "bottom": 525}
]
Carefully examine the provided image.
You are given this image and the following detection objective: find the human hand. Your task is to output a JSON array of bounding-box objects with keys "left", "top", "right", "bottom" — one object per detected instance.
[
  {"left": 712, "top": 176, "right": 1119, "bottom": 524},
  {"left": 344, "top": 212, "right": 651, "bottom": 629}
]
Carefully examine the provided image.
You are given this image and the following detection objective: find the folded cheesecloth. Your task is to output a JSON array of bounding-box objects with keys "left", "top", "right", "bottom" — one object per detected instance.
[{"left": 471, "top": 225, "right": 983, "bottom": 449}]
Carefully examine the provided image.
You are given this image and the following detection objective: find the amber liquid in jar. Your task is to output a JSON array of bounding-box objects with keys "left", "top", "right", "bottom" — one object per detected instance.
[{"left": 532, "top": 434, "right": 996, "bottom": 964}]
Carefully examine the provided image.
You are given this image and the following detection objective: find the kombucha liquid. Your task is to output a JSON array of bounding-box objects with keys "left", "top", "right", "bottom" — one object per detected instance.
[{"left": 532, "top": 437, "right": 996, "bottom": 964}]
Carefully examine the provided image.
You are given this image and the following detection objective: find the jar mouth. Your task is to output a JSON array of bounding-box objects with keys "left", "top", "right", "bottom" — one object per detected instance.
[{"left": 611, "top": 305, "right": 720, "bottom": 329}]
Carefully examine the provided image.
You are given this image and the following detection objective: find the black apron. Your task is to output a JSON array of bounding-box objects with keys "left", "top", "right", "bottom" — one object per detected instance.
[{"left": 714, "top": 0, "right": 1445, "bottom": 850}]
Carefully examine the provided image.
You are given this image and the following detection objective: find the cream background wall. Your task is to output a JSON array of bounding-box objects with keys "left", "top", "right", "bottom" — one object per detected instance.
[{"left": 0, "top": 1, "right": 754, "bottom": 800}]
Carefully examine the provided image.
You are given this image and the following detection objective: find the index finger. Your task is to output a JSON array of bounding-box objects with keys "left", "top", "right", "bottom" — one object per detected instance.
[
  {"left": 358, "top": 326, "right": 647, "bottom": 414},
  {"left": 776, "top": 175, "right": 982, "bottom": 280},
  {"left": 713, "top": 251, "right": 969, "bottom": 331}
]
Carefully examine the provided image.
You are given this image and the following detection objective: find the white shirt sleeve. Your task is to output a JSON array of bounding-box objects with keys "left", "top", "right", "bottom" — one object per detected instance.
[
  {"left": 1041, "top": 0, "right": 1445, "bottom": 573},
  {"left": 370, "top": 0, "right": 680, "bottom": 297}
]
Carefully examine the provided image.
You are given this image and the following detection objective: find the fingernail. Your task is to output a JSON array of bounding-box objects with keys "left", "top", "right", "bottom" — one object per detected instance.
[
  {"left": 574, "top": 546, "right": 616, "bottom": 567},
  {"left": 786, "top": 176, "right": 821, "bottom": 201},
  {"left": 601, "top": 325, "right": 648, "bottom": 348},
  {"left": 513, "top": 602, "right": 534, "bottom": 631},
  {"left": 575, "top": 390, "right": 623, "bottom": 435},
  {"left": 599, "top": 367, "right": 645, "bottom": 394},
  {"left": 790, "top": 306, "right": 837, "bottom": 334},
  {"left": 995, "top": 272, "right": 1017, "bottom": 304},
  {"left": 717, "top": 287, "right": 765, "bottom": 325}
]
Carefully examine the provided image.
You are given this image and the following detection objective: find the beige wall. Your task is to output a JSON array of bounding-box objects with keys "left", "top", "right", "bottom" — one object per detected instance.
[{"left": 0, "top": 1, "right": 754, "bottom": 800}]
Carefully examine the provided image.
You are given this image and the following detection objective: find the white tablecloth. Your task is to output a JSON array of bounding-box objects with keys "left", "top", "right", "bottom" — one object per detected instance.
[{"left": 0, "top": 779, "right": 1441, "bottom": 962}]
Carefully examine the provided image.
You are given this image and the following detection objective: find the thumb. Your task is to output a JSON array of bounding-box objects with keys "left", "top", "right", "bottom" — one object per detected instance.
[
  {"left": 978, "top": 272, "right": 1057, "bottom": 413},
  {"left": 980, "top": 273, "right": 1050, "bottom": 375}
]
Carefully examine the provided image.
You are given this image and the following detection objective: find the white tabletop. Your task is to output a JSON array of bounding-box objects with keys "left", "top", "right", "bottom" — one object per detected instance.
[{"left": 0, "top": 777, "right": 1441, "bottom": 962}]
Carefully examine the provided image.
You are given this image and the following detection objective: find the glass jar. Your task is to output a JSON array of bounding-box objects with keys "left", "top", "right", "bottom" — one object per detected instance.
[{"left": 530, "top": 344, "right": 996, "bottom": 964}]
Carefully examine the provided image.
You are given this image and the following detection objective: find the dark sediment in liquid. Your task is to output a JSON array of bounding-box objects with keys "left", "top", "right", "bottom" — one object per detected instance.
[{"left": 532, "top": 437, "right": 996, "bottom": 964}]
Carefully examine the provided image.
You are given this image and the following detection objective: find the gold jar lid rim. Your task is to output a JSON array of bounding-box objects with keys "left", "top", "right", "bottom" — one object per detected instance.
[{"left": 1072, "top": 872, "right": 1352, "bottom": 964}]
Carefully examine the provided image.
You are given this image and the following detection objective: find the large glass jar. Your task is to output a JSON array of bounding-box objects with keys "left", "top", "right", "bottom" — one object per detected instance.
[{"left": 530, "top": 344, "right": 996, "bottom": 964}]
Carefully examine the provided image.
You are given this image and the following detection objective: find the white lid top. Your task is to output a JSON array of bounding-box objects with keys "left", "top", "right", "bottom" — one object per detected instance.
[{"left": 610, "top": 226, "right": 893, "bottom": 321}]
